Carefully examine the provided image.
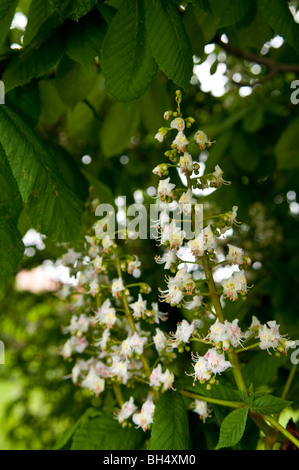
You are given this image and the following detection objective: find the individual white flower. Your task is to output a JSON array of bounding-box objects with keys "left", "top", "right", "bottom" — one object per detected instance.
[
  {"left": 161, "top": 369, "right": 175, "bottom": 391},
  {"left": 102, "top": 234, "right": 114, "bottom": 252},
  {"left": 204, "top": 348, "right": 231, "bottom": 375},
  {"left": 151, "top": 302, "right": 168, "bottom": 323},
  {"left": 190, "top": 348, "right": 231, "bottom": 383},
  {"left": 227, "top": 244, "right": 244, "bottom": 265},
  {"left": 221, "top": 271, "right": 247, "bottom": 301},
  {"left": 62, "top": 336, "right": 88, "bottom": 358},
  {"left": 159, "top": 284, "right": 184, "bottom": 306},
  {"left": 115, "top": 397, "right": 137, "bottom": 424},
  {"left": 194, "top": 130, "right": 213, "bottom": 150},
  {"left": 203, "top": 225, "right": 216, "bottom": 252},
  {"left": 129, "top": 294, "right": 147, "bottom": 319},
  {"left": 179, "top": 152, "right": 193, "bottom": 173},
  {"left": 184, "top": 295, "right": 203, "bottom": 310},
  {"left": 155, "top": 128, "right": 167, "bottom": 142},
  {"left": 157, "top": 177, "right": 176, "bottom": 199},
  {"left": 178, "top": 189, "right": 197, "bottom": 215},
  {"left": 127, "top": 256, "right": 141, "bottom": 274},
  {"left": 132, "top": 399, "right": 155, "bottom": 431},
  {"left": 89, "top": 279, "right": 99, "bottom": 296},
  {"left": 224, "top": 319, "right": 244, "bottom": 348},
  {"left": 71, "top": 359, "right": 91, "bottom": 384},
  {"left": 92, "top": 255, "right": 104, "bottom": 272},
  {"left": 155, "top": 250, "right": 178, "bottom": 269},
  {"left": 168, "top": 319, "right": 195, "bottom": 348},
  {"left": 206, "top": 318, "right": 228, "bottom": 345},
  {"left": 153, "top": 328, "right": 168, "bottom": 354},
  {"left": 111, "top": 277, "right": 125, "bottom": 297},
  {"left": 188, "top": 232, "right": 205, "bottom": 256},
  {"left": 158, "top": 220, "right": 186, "bottom": 250},
  {"left": 61, "top": 248, "right": 81, "bottom": 266},
  {"left": 170, "top": 117, "right": 185, "bottom": 131},
  {"left": 110, "top": 356, "right": 130, "bottom": 384},
  {"left": 210, "top": 165, "right": 230, "bottom": 187},
  {"left": 193, "top": 400, "right": 212, "bottom": 422},
  {"left": 258, "top": 321, "right": 281, "bottom": 352},
  {"left": 81, "top": 366, "right": 105, "bottom": 396},
  {"left": 172, "top": 131, "right": 189, "bottom": 153},
  {"left": 94, "top": 298, "right": 117, "bottom": 328},
  {"left": 94, "top": 328, "right": 110, "bottom": 351},
  {"left": 149, "top": 364, "right": 164, "bottom": 387}
]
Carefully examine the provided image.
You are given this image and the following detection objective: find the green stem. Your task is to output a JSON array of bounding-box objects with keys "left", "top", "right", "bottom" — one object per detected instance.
[
  {"left": 179, "top": 389, "right": 243, "bottom": 409},
  {"left": 281, "top": 363, "right": 297, "bottom": 401},
  {"left": 113, "top": 244, "right": 158, "bottom": 397},
  {"left": 263, "top": 414, "right": 299, "bottom": 449},
  {"left": 201, "top": 252, "right": 248, "bottom": 394},
  {"left": 112, "top": 382, "right": 124, "bottom": 408}
]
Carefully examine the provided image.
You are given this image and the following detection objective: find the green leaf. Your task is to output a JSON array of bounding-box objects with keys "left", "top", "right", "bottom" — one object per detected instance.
[
  {"left": 209, "top": 0, "right": 252, "bottom": 27},
  {"left": 231, "top": 131, "right": 259, "bottom": 173},
  {"left": 258, "top": 0, "right": 299, "bottom": 54},
  {"left": 64, "top": 14, "right": 107, "bottom": 68},
  {"left": 275, "top": 116, "right": 299, "bottom": 170},
  {"left": 0, "top": 106, "right": 83, "bottom": 242},
  {"left": 250, "top": 395, "right": 291, "bottom": 415},
  {"left": 69, "top": 410, "right": 144, "bottom": 450},
  {"left": 215, "top": 407, "right": 248, "bottom": 450},
  {"left": 50, "top": 0, "right": 97, "bottom": 20},
  {"left": 23, "top": 0, "right": 56, "bottom": 46},
  {"left": 101, "top": 0, "right": 157, "bottom": 102},
  {"left": 2, "top": 30, "right": 64, "bottom": 92},
  {"left": 242, "top": 351, "right": 288, "bottom": 387},
  {"left": 100, "top": 101, "right": 141, "bottom": 158},
  {"left": 0, "top": 144, "right": 24, "bottom": 296},
  {"left": 149, "top": 390, "right": 190, "bottom": 450},
  {"left": 54, "top": 55, "right": 98, "bottom": 108},
  {"left": 145, "top": 0, "right": 193, "bottom": 90},
  {"left": 0, "top": 0, "right": 18, "bottom": 51}
]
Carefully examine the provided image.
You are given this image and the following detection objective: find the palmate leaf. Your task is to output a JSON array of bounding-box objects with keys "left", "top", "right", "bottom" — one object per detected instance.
[
  {"left": 144, "top": 0, "right": 193, "bottom": 91},
  {"left": 149, "top": 390, "right": 190, "bottom": 450},
  {"left": 101, "top": 0, "right": 158, "bottom": 102},
  {"left": 0, "top": 106, "right": 83, "bottom": 243}
]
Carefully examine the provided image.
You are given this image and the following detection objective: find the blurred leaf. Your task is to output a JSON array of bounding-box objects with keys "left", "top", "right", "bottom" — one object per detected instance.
[
  {"left": 54, "top": 55, "right": 98, "bottom": 108},
  {"left": 0, "top": 0, "right": 18, "bottom": 52},
  {"left": 149, "top": 390, "right": 190, "bottom": 450},
  {"left": 215, "top": 407, "right": 248, "bottom": 449},
  {"left": 50, "top": 0, "right": 97, "bottom": 20},
  {"left": 64, "top": 13, "right": 107, "bottom": 68},
  {"left": 209, "top": 0, "right": 252, "bottom": 27},
  {"left": 23, "top": 0, "right": 55, "bottom": 46},
  {"left": 258, "top": 0, "right": 299, "bottom": 54},
  {"left": 144, "top": 0, "right": 193, "bottom": 90},
  {"left": 100, "top": 100, "right": 141, "bottom": 158},
  {"left": 242, "top": 351, "right": 288, "bottom": 387},
  {"left": 275, "top": 116, "right": 299, "bottom": 170},
  {"left": 231, "top": 130, "right": 259, "bottom": 172}
]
